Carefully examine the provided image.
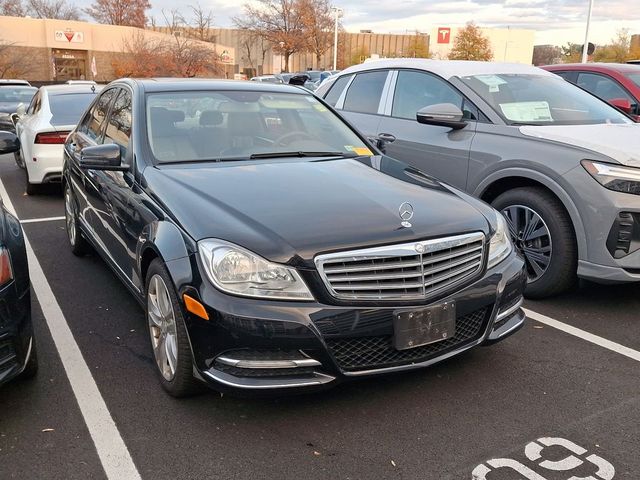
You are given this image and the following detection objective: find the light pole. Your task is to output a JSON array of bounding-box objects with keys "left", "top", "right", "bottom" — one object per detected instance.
[
  {"left": 332, "top": 7, "right": 343, "bottom": 70},
  {"left": 581, "top": 0, "right": 594, "bottom": 63},
  {"left": 279, "top": 41, "right": 285, "bottom": 73}
]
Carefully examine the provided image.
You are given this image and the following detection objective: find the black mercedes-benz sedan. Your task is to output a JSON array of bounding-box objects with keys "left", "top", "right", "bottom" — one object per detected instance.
[
  {"left": 57, "top": 78, "right": 525, "bottom": 396},
  {"left": 0, "top": 136, "right": 36, "bottom": 386}
]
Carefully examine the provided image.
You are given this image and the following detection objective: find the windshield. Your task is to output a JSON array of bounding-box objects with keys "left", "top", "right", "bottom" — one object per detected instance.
[
  {"left": 0, "top": 86, "right": 37, "bottom": 104},
  {"left": 460, "top": 74, "right": 631, "bottom": 125},
  {"left": 49, "top": 92, "right": 99, "bottom": 126},
  {"left": 627, "top": 72, "right": 640, "bottom": 89},
  {"left": 146, "top": 90, "right": 371, "bottom": 163}
]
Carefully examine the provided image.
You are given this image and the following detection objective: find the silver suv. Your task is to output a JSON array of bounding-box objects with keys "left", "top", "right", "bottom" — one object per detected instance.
[{"left": 316, "top": 59, "right": 640, "bottom": 298}]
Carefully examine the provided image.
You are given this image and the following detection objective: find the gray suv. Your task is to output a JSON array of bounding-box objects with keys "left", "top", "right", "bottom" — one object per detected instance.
[{"left": 316, "top": 59, "right": 640, "bottom": 298}]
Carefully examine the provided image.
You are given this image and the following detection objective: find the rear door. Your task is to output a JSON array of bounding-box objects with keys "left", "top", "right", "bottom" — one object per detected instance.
[
  {"left": 375, "top": 69, "right": 477, "bottom": 188},
  {"left": 334, "top": 70, "right": 391, "bottom": 141}
]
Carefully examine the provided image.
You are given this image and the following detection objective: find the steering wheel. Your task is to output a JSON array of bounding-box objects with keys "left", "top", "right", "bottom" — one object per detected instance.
[{"left": 272, "top": 131, "right": 316, "bottom": 147}]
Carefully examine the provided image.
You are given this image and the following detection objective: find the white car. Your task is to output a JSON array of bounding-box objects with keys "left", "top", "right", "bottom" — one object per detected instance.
[{"left": 15, "top": 84, "right": 102, "bottom": 194}]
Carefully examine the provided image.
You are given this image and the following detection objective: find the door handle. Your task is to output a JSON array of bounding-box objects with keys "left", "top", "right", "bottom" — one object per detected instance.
[{"left": 378, "top": 133, "right": 396, "bottom": 143}]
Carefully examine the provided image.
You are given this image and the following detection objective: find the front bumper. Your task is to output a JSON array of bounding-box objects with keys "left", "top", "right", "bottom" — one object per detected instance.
[{"left": 183, "top": 251, "right": 526, "bottom": 393}]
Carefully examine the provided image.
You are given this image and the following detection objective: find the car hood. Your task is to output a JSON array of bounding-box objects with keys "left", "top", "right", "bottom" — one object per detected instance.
[
  {"left": 519, "top": 123, "right": 640, "bottom": 167},
  {"left": 144, "top": 156, "right": 492, "bottom": 267}
]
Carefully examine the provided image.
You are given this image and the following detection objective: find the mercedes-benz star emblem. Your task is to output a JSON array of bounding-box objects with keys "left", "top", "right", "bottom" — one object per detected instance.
[{"left": 399, "top": 202, "right": 414, "bottom": 228}]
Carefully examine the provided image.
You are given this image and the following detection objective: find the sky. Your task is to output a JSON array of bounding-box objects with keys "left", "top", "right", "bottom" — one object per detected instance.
[{"left": 76, "top": 0, "right": 640, "bottom": 47}]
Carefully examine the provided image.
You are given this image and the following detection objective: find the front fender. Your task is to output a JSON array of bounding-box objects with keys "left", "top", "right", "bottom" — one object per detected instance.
[
  {"left": 136, "top": 221, "right": 195, "bottom": 293},
  {"left": 473, "top": 167, "right": 587, "bottom": 260}
]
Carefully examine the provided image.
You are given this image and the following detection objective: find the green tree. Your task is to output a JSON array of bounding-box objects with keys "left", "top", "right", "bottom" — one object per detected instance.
[{"left": 448, "top": 22, "right": 492, "bottom": 61}]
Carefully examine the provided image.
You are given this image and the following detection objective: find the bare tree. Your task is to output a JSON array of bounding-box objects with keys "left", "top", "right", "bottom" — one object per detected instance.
[
  {"left": 298, "top": 0, "right": 333, "bottom": 68},
  {"left": 189, "top": 3, "right": 215, "bottom": 42},
  {"left": 532, "top": 45, "right": 562, "bottom": 66},
  {"left": 234, "top": 0, "right": 306, "bottom": 72},
  {"left": 26, "top": 0, "right": 81, "bottom": 20},
  {"left": 0, "top": 0, "right": 26, "bottom": 16},
  {"left": 85, "top": 0, "right": 150, "bottom": 28},
  {"left": 0, "top": 39, "right": 36, "bottom": 78}
]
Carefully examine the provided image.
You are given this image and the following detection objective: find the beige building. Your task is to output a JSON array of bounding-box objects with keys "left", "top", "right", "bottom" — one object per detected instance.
[
  {"left": 210, "top": 28, "right": 429, "bottom": 77},
  {"left": 429, "top": 26, "right": 535, "bottom": 64},
  {"left": 0, "top": 16, "right": 235, "bottom": 82}
]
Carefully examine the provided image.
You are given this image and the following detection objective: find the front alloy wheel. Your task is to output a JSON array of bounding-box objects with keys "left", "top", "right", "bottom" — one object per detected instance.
[
  {"left": 147, "top": 274, "right": 178, "bottom": 382},
  {"left": 492, "top": 187, "right": 577, "bottom": 298},
  {"left": 501, "top": 205, "right": 552, "bottom": 282},
  {"left": 145, "top": 259, "right": 201, "bottom": 397}
]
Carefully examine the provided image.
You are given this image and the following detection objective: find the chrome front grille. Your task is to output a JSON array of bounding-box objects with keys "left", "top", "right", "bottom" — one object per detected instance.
[{"left": 315, "top": 232, "right": 485, "bottom": 301}]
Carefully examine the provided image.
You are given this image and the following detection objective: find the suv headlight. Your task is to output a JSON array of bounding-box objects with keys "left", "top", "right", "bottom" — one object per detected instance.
[
  {"left": 582, "top": 160, "right": 640, "bottom": 195},
  {"left": 487, "top": 212, "right": 513, "bottom": 269},
  {"left": 198, "top": 239, "right": 313, "bottom": 301}
]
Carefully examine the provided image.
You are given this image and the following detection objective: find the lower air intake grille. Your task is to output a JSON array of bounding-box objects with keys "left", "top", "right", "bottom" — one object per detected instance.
[{"left": 325, "top": 307, "right": 488, "bottom": 371}]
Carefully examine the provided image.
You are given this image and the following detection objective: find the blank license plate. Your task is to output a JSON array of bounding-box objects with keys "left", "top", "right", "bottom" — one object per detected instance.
[{"left": 393, "top": 301, "right": 456, "bottom": 350}]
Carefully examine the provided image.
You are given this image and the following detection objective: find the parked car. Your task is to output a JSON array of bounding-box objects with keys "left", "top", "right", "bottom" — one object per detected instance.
[
  {"left": 249, "top": 75, "right": 284, "bottom": 84},
  {"left": 0, "top": 79, "right": 31, "bottom": 86},
  {"left": 316, "top": 59, "right": 640, "bottom": 298},
  {"left": 60, "top": 78, "right": 525, "bottom": 396},
  {"left": 14, "top": 83, "right": 102, "bottom": 194},
  {"left": 542, "top": 63, "right": 640, "bottom": 120},
  {"left": 0, "top": 137, "right": 36, "bottom": 386},
  {"left": 0, "top": 85, "right": 37, "bottom": 133}
]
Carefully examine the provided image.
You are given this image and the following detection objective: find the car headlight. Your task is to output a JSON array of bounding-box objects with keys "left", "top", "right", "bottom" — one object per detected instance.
[
  {"left": 582, "top": 160, "right": 640, "bottom": 195},
  {"left": 198, "top": 239, "right": 313, "bottom": 301},
  {"left": 487, "top": 212, "right": 513, "bottom": 269}
]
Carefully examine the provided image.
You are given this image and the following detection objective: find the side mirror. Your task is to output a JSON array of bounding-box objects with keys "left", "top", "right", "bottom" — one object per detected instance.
[
  {"left": 80, "top": 144, "right": 125, "bottom": 170},
  {"left": 416, "top": 103, "right": 468, "bottom": 130},
  {"left": 609, "top": 98, "right": 633, "bottom": 114},
  {"left": 15, "top": 103, "right": 25, "bottom": 116},
  {"left": 0, "top": 131, "right": 20, "bottom": 155}
]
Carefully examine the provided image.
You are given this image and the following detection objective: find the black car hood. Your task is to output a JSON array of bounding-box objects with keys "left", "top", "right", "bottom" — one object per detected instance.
[{"left": 144, "top": 156, "right": 491, "bottom": 267}]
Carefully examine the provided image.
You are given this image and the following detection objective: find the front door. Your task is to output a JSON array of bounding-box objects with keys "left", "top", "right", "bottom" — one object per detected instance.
[{"left": 376, "top": 70, "right": 477, "bottom": 189}]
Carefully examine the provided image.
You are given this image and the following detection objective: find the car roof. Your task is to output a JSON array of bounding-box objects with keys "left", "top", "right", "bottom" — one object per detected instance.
[
  {"left": 543, "top": 63, "right": 640, "bottom": 73},
  {"left": 127, "top": 78, "right": 308, "bottom": 94},
  {"left": 338, "top": 58, "right": 553, "bottom": 79},
  {"left": 40, "top": 84, "right": 104, "bottom": 95},
  {"left": 0, "top": 79, "right": 30, "bottom": 86}
]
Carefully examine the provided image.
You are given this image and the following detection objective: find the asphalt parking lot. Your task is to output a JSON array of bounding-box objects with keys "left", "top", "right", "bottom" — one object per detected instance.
[{"left": 0, "top": 154, "right": 638, "bottom": 480}]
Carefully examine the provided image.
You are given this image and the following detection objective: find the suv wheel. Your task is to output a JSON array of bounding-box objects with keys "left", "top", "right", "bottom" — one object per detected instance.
[
  {"left": 492, "top": 187, "right": 577, "bottom": 298},
  {"left": 146, "top": 259, "right": 201, "bottom": 397}
]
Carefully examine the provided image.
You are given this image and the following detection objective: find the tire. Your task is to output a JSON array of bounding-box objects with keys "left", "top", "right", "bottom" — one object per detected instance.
[
  {"left": 64, "top": 182, "right": 91, "bottom": 256},
  {"left": 492, "top": 187, "right": 577, "bottom": 299},
  {"left": 24, "top": 167, "right": 38, "bottom": 195},
  {"left": 146, "top": 258, "right": 201, "bottom": 397},
  {"left": 14, "top": 147, "right": 25, "bottom": 169},
  {"left": 18, "top": 338, "right": 38, "bottom": 380}
]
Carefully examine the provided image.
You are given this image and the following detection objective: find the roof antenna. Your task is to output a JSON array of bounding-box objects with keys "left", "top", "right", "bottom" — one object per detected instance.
[{"left": 91, "top": 85, "right": 96, "bottom": 93}]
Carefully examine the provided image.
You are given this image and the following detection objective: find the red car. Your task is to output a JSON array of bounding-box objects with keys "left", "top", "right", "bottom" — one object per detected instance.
[{"left": 542, "top": 63, "right": 640, "bottom": 120}]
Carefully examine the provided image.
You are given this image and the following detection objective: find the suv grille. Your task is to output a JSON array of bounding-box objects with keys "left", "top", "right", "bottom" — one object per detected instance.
[
  {"left": 325, "top": 307, "right": 488, "bottom": 371},
  {"left": 315, "top": 232, "right": 485, "bottom": 301}
]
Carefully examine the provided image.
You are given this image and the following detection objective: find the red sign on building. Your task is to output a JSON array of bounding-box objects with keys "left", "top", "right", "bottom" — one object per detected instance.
[{"left": 437, "top": 27, "right": 451, "bottom": 44}]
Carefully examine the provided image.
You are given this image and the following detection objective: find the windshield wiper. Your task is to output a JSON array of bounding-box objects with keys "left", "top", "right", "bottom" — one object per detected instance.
[{"left": 249, "top": 151, "right": 358, "bottom": 159}]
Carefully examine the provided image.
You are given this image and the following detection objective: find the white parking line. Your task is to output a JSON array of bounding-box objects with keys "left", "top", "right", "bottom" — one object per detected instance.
[
  {"left": 524, "top": 308, "right": 640, "bottom": 363},
  {"left": 0, "top": 178, "right": 141, "bottom": 480},
  {"left": 20, "top": 216, "right": 65, "bottom": 224}
]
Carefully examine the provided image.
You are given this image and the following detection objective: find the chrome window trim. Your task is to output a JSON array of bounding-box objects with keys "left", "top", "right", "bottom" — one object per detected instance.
[{"left": 315, "top": 232, "right": 485, "bottom": 301}]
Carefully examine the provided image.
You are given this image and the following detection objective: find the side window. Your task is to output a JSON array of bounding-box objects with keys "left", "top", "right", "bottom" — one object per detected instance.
[
  {"left": 392, "top": 70, "right": 464, "bottom": 120},
  {"left": 577, "top": 72, "right": 634, "bottom": 102},
  {"left": 27, "top": 92, "right": 40, "bottom": 115},
  {"left": 324, "top": 74, "right": 352, "bottom": 107},
  {"left": 343, "top": 71, "right": 388, "bottom": 114},
  {"left": 85, "top": 89, "right": 116, "bottom": 143},
  {"left": 553, "top": 71, "right": 574, "bottom": 82},
  {"left": 104, "top": 89, "right": 132, "bottom": 156}
]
